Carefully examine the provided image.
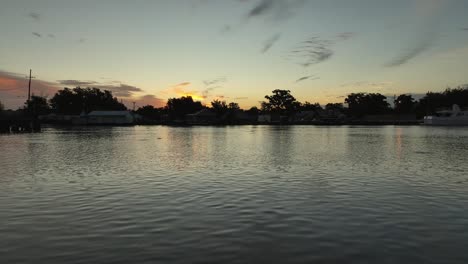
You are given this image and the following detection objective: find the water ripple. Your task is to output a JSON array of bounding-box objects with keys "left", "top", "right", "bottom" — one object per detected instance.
[{"left": 1, "top": 126, "right": 468, "bottom": 263}]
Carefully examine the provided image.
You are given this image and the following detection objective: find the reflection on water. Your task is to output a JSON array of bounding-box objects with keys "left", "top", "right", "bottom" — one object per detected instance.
[{"left": 1, "top": 126, "right": 468, "bottom": 263}]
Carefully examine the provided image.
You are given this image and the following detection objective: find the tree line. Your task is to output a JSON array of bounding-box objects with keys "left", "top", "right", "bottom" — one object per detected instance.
[{"left": 1, "top": 85, "right": 467, "bottom": 121}]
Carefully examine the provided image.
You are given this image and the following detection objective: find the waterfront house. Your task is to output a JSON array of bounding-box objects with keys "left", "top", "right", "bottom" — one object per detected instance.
[
  {"left": 80, "top": 111, "right": 135, "bottom": 125},
  {"left": 293, "top": 111, "right": 317, "bottom": 123},
  {"left": 186, "top": 109, "right": 217, "bottom": 125},
  {"left": 257, "top": 114, "right": 271, "bottom": 123}
]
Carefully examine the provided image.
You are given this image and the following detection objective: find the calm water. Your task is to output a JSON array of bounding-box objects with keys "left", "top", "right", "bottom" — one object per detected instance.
[{"left": 1, "top": 126, "right": 468, "bottom": 263}]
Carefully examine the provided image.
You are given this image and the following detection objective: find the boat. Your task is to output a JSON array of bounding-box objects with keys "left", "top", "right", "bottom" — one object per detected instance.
[{"left": 423, "top": 104, "right": 468, "bottom": 126}]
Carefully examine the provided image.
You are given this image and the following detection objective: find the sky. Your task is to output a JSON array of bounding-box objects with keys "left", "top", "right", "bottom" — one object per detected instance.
[{"left": 1, "top": 0, "right": 468, "bottom": 110}]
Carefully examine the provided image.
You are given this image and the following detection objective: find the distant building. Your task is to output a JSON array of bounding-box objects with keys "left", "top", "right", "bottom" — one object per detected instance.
[
  {"left": 39, "top": 113, "right": 80, "bottom": 124},
  {"left": 257, "top": 114, "right": 271, "bottom": 123},
  {"left": 258, "top": 114, "right": 288, "bottom": 124},
  {"left": 293, "top": 111, "right": 317, "bottom": 123},
  {"left": 233, "top": 111, "right": 257, "bottom": 124},
  {"left": 77, "top": 111, "right": 135, "bottom": 125},
  {"left": 186, "top": 109, "right": 217, "bottom": 125}
]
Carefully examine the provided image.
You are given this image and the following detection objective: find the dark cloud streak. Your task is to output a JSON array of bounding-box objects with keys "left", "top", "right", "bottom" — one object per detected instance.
[
  {"left": 288, "top": 37, "right": 334, "bottom": 67},
  {"left": 57, "top": 80, "right": 97, "bottom": 86},
  {"left": 295, "top": 75, "right": 319, "bottom": 83},
  {"left": 385, "top": 35, "right": 434, "bottom": 67},
  {"left": 32, "top": 32, "right": 42, "bottom": 38},
  {"left": 28, "top": 12, "right": 40, "bottom": 21},
  {"left": 174, "top": 82, "right": 191, "bottom": 87},
  {"left": 246, "top": 0, "right": 305, "bottom": 21},
  {"left": 336, "top": 32, "right": 355, "bottom": 41},
  {"left": 202, "top": 77, "right": 227, "bottom": 98},
  {"left": 261, "top": 33, "right": 281, "bottom": 53},
  {"left": 203, "top": 77, "right": 227, "bottom": 86},
  {"left": 286, "top": 33, "right": 355, "bottom": 67},
  {"left": 100, "top": 84, "right": 142, "bottom": 97},
  {"left": 57, "top": 79, "right": 143, "bottom": 97},
  {"left": 248, "top": 0, "right": 275, "bottom": 18}
]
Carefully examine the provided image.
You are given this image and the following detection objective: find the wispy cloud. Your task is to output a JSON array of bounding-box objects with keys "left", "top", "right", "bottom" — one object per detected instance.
[
  {"left": 201, "top": 77, "right": 227, "bottom": 98},
  {"left": 248, "top": 0, "right": 275, "bottom": 17},
  {"left": 286, "top": 33, "right": 355, "bottom": 67},
  {"left": 163, "top": 82, "right": 205, "bottom": 100},
  {"left": 340, "top": 81, "right": 393, "bottom": 90},
  {"left": 27, "top": 12, "right": 41, "bottom": 21},
  {"left": 336, "top": 32, "right": 356, "bottom": 41},
  {"left": 246, "top": 0, "right": 305, "bottom": 21},
  {"left": 57, "top": 80, "right": 97, "bottom": 86},
  {"left": 0, "top": 70, "right": 59, "bottom": 109},
  {"left": 462, "top": 28, "right": 468, "bottom": 31},
  {"left": 203, "top": 77, "right": 227, "bottom": 86},
  {"left": 58, "top": 79, "right": 143, "bottom": 97},
  {"left": 0, "top": 71, "right": 160, "bottom": 109},
  {"left": 96, "top": 84, "right": 143, "bottom": 97},
  {"left": 385, "top": 36, "right": 434, "bottom": 67},
  {"left": 261, "top": 33, "right": 281, "bottom": 53},
  {"left": 78, "top": 38, "right": 86, "bottom": 43},
  {"left": 288, "top": 37, "right": 334, "bottom": 67},
  {"left": 32, "top": 32, "right": 42, "bottom": 38},
  {"left": 162, "top": 79, "right": 229, "bottom": 102},
  {"left": 217, "top": 0, "right": 304, "bottom": 34},
  {"left": 47, "top": 33, "right": 55, "bottom": 38},
  {"left": 214, "top": 95, "right": 229, "bottom": 100},
  {"left": 131, "top": 94, "right": 165, "bottom": 108},
  {"left": 385, "top": 0, "right": 447, "bottom": 67},
  {"left": 201, "top": 86, "right": 218, "bottom": 98},
  {"left": 295, "top": 75, "right": 319, "bottom": 83},
  {"left": 220, "top": 25, "right": 232, "bottom": 34},
  {"left": 173, "top": 82, "right": 191, "bottom": 88}
]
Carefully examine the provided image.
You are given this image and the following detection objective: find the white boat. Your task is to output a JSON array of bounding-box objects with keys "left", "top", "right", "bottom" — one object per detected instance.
[{"left": 424, "top": 104, "right": 468, "bottom": 126}]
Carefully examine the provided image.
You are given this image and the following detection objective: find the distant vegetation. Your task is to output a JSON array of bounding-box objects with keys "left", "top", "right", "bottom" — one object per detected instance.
[
  {"left": 5, "top": 84, "right": 468, "bottom": 124},
  {"left": 166, "top": 96, "right": 203, "bottom": 120},
  {"left": 50, "top": 87, "right": 126, "bottom": 114},
  {"left": 25, "top": 95, "right": 50, "bottom": 116}
]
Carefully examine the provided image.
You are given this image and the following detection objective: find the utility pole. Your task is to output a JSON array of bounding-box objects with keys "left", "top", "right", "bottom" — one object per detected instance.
[
  {"left": 28, "top": 69, "right": 32, "bottom": 102},
  {"left": 132, "top": 102, "right": 136, "bottom": 111},
  {"left": 27, "top": 69, "right": 35, "bottom": 103}
]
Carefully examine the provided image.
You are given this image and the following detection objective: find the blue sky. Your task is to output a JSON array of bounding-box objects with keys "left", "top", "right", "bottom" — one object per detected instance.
[{"left": 1, "top": 0, "right": 468, "bottom": 109}]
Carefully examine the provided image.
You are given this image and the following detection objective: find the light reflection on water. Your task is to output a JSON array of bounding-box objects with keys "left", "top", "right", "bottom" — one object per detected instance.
[{"left": 1, "top": 126, "right": 468, "bottom": 263}]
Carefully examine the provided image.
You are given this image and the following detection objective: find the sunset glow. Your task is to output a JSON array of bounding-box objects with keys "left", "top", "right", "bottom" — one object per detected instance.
[{"left": 1, "top": 0, "right": 468, "bottom": 110}]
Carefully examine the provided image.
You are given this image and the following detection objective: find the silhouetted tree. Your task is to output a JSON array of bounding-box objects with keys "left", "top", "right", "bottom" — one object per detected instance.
[
  {"left": 211, "top": 99, "right": 228, "bottom": 116},
  {"left": 263, "top": 89, "right": 298, "bottom": 115},
  {"left": 228, "top": 102, "right": 240, "bottom": 110},
  {"left": 345, "top": 93, "right": 390, "bottom": 117},
  {"left": 25, "top": 95, "right": 50, "bottom": 116},
  {"left": 443, "top": 86, "right": 468, "bottom": 107},
  {"left": 210, "top": 100, "right": 240, "bottom": 121},
  {"left": 50, "top": 87, "right": 126, "bottom": 114},
  {"left": 0, "top": 100, "right": 4, "bottom": 112},
  {"left": 136, "top": 105, "right": 162, "bottom": 120},
  {"left": 166, "top": 96, "right": 203, "bottom": 120},
  {"left": 394, "top": 94, "right": 415, "bottom": 114},
  {"left": 260, "top": 101, "right": 272, "bottom": 112},
  {"left": 246, "top": 106, "right": 260, "bottom": 115},
  {"left": 301, "top": 101, "right": 322, "bottom": 111},
  {"left": 325, "top": 103, "right": 344, "bottom": 112},
  {"left": 415, "top": 86, "right": 468, "bottom": 117}
]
